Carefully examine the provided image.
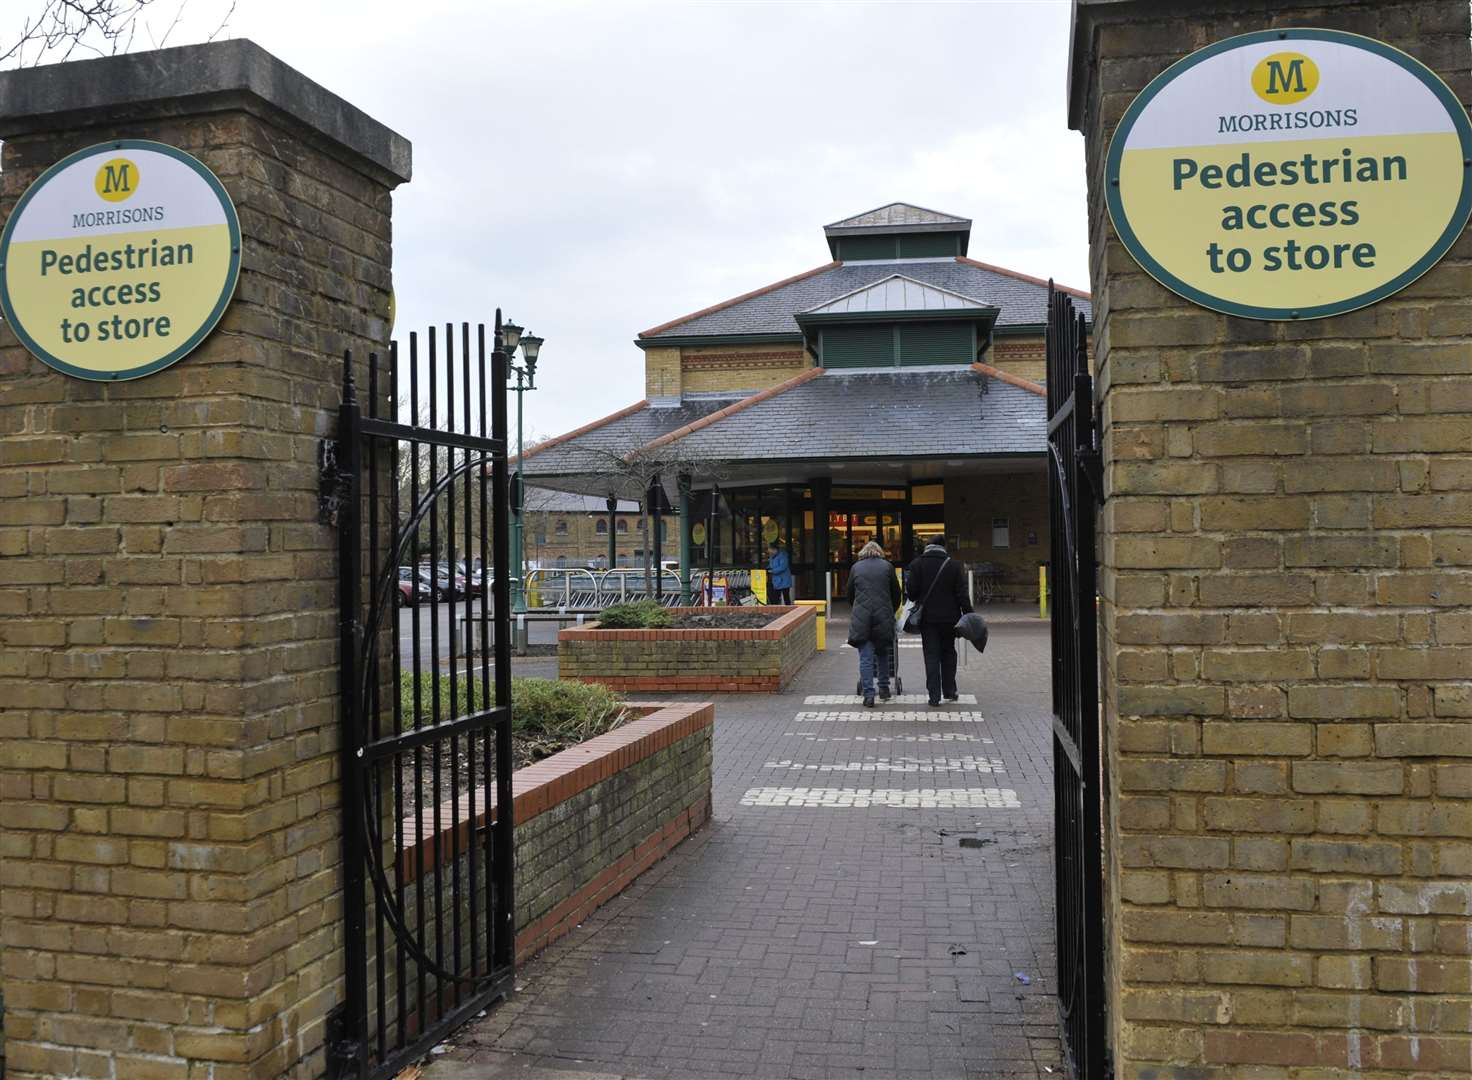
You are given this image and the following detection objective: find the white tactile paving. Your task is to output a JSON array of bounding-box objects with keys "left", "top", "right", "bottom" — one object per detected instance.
[
  {"left": 763, "top": 756, "right": 1007, "bottom": 774},
  {"left": 785, "top": 733, "right": 992, "bottom": 744},
  {"left": 792, "top": 710, "right": 986, "bottom": 723},
  {"left": 739, "top": 786, "right": 1022, "bottom": 809},
  {"left": 803, "top": 694, "right": 977, "bottom": 705}
]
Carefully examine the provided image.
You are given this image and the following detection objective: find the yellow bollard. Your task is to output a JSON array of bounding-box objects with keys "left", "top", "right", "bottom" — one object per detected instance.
[
  {"left": 796, "top": 599, "right": 826, "bottom": 650},
  {"left": 1039, "top": 564, "right": 1047, "bottom": 619}
]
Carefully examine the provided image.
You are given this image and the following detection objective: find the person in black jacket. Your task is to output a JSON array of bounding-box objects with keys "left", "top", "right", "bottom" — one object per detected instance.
[
  {"left": 906, "top": 540, "right": 973, "bottom": 706},
  {"left": 846, "top": 540, "right": 902, "bottom": 707}
]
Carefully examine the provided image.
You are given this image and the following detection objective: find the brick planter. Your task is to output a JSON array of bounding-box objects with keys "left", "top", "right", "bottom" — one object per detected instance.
[
  {"left": 558, "top": 605, "right": 818, "bottom": 692},
  {"left": 397, "top": 700, "right": 714, "bottom": 993}
]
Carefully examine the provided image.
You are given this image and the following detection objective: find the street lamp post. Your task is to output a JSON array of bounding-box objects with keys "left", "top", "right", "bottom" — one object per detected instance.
[{"left": 500, "top": 320, "right": 543, "bottom": 613}]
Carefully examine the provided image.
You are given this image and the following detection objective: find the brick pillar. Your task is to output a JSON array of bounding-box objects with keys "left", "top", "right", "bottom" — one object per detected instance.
[
  {"left": 1072, "top": 1, "right": 1472, "bottom": 1075},
  {"left": 0, "top": 42, "right": 408, "bottom": 1078}
]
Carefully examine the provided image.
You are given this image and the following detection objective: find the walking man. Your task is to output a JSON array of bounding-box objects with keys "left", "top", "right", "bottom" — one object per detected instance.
[{"left": 905, "top": 538, "right": 972, "bottom": 706}]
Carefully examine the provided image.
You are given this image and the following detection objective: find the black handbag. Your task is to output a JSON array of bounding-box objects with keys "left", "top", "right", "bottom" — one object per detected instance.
[{"left": 901, "top": 557, "right": 951, "bottom": 634}]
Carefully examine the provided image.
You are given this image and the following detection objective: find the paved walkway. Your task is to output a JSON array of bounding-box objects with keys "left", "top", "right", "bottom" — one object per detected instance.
[{"left": 433, "top": 612, "right": 1060, "bottom": 1080}]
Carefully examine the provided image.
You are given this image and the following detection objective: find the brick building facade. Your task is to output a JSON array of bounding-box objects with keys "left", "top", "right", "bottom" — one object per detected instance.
[
  {"left": 522, "top": 204, "right": 1087, "bottom": 602},
  {"left": 522, "top": 487, "right": 676, "bottom": 571}
]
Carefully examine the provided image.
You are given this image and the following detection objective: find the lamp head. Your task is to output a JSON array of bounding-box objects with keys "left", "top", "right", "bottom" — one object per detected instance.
[
  {"left": 501, "top": 321, "right": 524, "bottom": 353},
  {"left": 520, "top": 334, "right": 543, "bottom": 377}
]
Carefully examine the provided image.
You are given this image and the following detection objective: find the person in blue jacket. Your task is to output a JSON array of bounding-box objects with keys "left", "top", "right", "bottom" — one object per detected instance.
[{"left": 767, "top": 539, "right": 793, "bottom": 604}]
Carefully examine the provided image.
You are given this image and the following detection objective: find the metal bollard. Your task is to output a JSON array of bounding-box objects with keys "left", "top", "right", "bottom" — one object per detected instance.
[{"left": 515, "top": 613, "right": 528, "bottom": 656}]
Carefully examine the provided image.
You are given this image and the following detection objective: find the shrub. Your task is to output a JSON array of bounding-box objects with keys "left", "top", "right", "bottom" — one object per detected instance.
[
  {"left": 595, "top": 599, "right": 671, "bottom": 629},
  {"left": 509, "top": 677, "right": 626, "bottom": 745},
  {"left": 398, "top": 673, "right": 627, "bottom": 767}
]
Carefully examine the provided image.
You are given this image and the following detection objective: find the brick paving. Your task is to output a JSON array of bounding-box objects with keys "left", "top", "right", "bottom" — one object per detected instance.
[{"left": 435, "top": 613, "right": 1061, "bottom": 1079}]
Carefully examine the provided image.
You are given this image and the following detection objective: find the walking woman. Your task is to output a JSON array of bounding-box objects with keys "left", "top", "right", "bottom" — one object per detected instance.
[
  {"left": 906, "top": 538, "right": 972, "bottom": 707},
  {"left": 767, "top": 538, "right": 793, "bottom": 605},
  {"left": 846, "top": 540, "right": 901, "bottom": 707}
]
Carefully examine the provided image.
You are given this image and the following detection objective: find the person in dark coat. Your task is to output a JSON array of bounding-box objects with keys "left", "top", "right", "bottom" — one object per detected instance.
[
  {"left": 846, "top": 540, "right": 902, "bottom": 707},
  {"left": 906, "top": 539, "right": 972, "bottom": 706}
]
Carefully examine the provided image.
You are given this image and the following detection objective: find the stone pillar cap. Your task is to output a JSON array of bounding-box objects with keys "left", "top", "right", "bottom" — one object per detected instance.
[
  {"left": 1067, "top": 0, "right": 1148, "bottom": 132},
  {"left": 0, "top": 38, "right": 410, "bottom": 184}
]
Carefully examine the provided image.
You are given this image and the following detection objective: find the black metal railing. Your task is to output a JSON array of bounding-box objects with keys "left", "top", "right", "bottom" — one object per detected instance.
[
  {"left": 1046, "top": 284, "right": 1107, "bottom": 1080},
  {"left": 326, "top": 317, "right": 514, "bottom": 1078}
]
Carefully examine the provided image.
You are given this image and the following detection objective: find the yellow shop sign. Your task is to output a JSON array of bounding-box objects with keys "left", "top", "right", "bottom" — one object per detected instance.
[
  {"left": 0, "top": 139, "right": 240, "bottom": 379},
  {"left": 1108, "top": 29, "right": 1472, "bottom": 320}
]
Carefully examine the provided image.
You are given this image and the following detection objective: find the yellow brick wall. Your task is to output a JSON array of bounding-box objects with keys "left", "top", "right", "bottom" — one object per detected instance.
[
  {"left": 943, "top": 470, "right": 1050, "bottom": 600},
  {"left": 524, "top": 509, "right": 678, "bottom": 568},
  {"left": 0, "top": 107, "right": 398, "bottom": 1077},
  {"left": 989, "top": 336, "right": 1047, "bottom": 384},
  {"left": 644, "top": 347, "right": 681, "bottom": 399},
  {"left": 1079, "top": 2, "right": 1472, "bottom": 1075},
  {"left": 678, "top": 344, "right": 808, "bottom": 394}
]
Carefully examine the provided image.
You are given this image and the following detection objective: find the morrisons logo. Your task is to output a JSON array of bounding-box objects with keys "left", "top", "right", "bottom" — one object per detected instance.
[
  {"left": 95, "top": 158, "right": 138, "bottom": 203},
  {"left": 1252, "top": 51, "right": 1320, "bottom": 105}
]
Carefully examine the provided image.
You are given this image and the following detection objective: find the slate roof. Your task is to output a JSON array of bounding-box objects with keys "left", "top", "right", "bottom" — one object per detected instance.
[
  {"left": 800, "top": 274, "right": 994, "bottom": 318},
  {"left": 517, "top": 366, "right": 1045, "bottom": 500},
  {"left": 642, "top": 257, "right": 1090, "bottom": 339},
  {"left": 521, "top": 397, "right": 737, "bottom": 478},
  {"left": 824, "top": 202, "right": 971, "bottom": 233},
  {"left": 643, "top": 368, "right": 1042, "bottom": 465}
]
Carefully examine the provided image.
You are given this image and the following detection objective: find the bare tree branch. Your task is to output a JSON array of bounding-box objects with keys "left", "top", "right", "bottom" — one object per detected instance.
[
  {"left": 2, "top": 0, "right": 235, "bottom": 69},
  {"left": 554, "top": 442, "right": 730, "bottom": 595}
]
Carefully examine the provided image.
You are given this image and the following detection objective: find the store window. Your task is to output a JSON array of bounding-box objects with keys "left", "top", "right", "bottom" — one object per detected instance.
[
  {"left": 617, "top": 519, "right": 628, "bottom": 533},
  {"left": 992, "top": 517, "right": 1011, "bottom": 548},
  {"left": 595, "top": 519, "right": 608, "bottom": 534}
]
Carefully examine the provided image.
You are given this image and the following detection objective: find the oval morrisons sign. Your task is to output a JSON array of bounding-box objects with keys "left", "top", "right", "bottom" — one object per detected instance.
[{"left": 1107, "top": 29, "right": 1472, "bottom": 320}]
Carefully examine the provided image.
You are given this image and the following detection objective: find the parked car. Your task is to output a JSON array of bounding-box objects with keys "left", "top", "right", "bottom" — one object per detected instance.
[
  {"left": 397, "top": 567, "right": 431, "bottom": 607},
  {"left": 416, "top": 566, "right": 456, "bottom": 601},
  {"left": 435, "top": 562, "right": 470, "bottom": 598},
  {"left": 455, "top": 559, "right": 487, "bottom": 598}
]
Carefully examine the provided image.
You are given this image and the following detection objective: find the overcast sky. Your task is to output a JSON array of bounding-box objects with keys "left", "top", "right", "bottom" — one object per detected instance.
[{"left": 7, "top": 0, "right": 1090, "bottom": 440}]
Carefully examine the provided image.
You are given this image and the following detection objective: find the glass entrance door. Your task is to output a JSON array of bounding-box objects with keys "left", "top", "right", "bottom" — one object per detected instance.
[{"left": 829, "top": 506, "right": 902, "bottom": 595}]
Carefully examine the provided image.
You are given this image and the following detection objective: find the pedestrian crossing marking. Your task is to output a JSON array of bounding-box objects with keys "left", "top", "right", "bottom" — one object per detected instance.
[
  {"left": 763, "top": 756, "right": 1006, "bottom": 774},
  {"left": 740, "top": 786, "right": 1021, "bottom": 809},
  {"left": 793, "top": 710, "right": 985, "bottom": 723},
  {"left": 803, "top": 694, "right": 977, "bottom": 706},
  {"left": 784, "top": 733, "right": 991, "bottom": 744}
]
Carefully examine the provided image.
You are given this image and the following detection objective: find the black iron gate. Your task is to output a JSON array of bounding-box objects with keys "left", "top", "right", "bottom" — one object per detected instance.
[
  {"left": 325, "top": 317, "right": 514, "bottom": 1078},
  {"left": 1046, "top": 284, "right": 1107, "bottom": 1080}
]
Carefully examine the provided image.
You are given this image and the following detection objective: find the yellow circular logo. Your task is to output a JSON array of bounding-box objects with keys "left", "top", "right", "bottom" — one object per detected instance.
[
  {"left": 94, "top": 158, "right": 139, "bottom": 202},
  {"left": 1251, "top": 52, "right": 1319, "bottom": 105},
  {"left": 691, "top": 523, "right": 707, "bottom": 545}
]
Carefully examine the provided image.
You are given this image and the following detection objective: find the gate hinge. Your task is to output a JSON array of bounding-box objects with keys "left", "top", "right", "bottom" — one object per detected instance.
[{"left": 319, "top": 439, "right": 351, "bottom": 525}]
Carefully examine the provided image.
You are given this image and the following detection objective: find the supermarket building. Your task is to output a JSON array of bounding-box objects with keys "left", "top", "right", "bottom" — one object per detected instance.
[{"left": 521, "top": 203, "right": 1090, "bottom": 599}]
